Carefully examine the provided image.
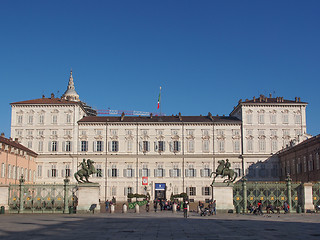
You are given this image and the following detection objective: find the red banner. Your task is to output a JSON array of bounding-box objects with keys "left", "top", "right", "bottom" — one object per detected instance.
[{"left": 142, "top": 177, "right": 148, "bottom": 185}]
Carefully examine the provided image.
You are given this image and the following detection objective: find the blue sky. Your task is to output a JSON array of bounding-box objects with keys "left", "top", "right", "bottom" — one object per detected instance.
[{"left": 0, "top": 0, "right": 319, "bottom": 137}]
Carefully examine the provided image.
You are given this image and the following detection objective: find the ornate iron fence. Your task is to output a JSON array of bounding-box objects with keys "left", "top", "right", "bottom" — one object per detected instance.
[
  {"left": 312, "top": 182, "right": 320, "bottom": 207},
  {"left": 8, "top": 177, "right": 78, "bottom": 213},
  {"left": 233, "top": 176, "right": 303, "bottom": 213}
]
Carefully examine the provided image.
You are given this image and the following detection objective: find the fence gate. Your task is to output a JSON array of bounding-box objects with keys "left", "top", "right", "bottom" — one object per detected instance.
[
  {"left": 233, "top": 177, "right": 302, "bottom": 213},
  {"left": 8, "top": 178, "right": 78, "bottom": 213},
  {"left": 313, "top": 183, "right": 320, "bottom": 207}
]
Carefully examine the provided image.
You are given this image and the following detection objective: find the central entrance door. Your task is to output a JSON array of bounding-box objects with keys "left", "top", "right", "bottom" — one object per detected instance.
[{"left": 155, "top": 183, "right": 166, "bottom": 200}]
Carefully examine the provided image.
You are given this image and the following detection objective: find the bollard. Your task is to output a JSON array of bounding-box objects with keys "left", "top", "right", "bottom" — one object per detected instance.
[
  {"left": 0, "top": 206, "right": 4, "bottom": 214},
  {"left": 110, "top": 204, "right": 115, "bottom": 214},
  {"left": 135, "top": 203, "right": 140, "bottom": 213},
  {"left": 172, "top": 203, "right": 177, "bottom": 213},
  {"left": 123, "top": 204, "right": 127, "bottom": 213}
]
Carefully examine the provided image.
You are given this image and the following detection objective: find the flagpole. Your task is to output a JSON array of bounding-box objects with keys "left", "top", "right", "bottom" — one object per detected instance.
[{"left": 160, "top": 86, "right": 162, "bottom": 116}]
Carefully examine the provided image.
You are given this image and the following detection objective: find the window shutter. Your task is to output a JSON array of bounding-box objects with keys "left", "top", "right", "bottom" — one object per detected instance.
[
  {"left": 186, "top": 187, "right": 189, "bottom": 195},
  {"left": 93, "top": 141, "right": 96, "bottom": 152},
  {"left": 154, "top": 169, "right": 157, "bottom": 177},
  {"left": 123, "top": 169, "right": 127, "bottom": 177},
  {"left": 62, "top": 141, "right": 65, "bottom": 152},
  {"left": 185, "top": 169, "right": 189, "bottom": 177},
  {"left": 148, "top": 169, "right": 150, "bottom": 177},
  {"left": 86, "top": 141, "right": 88, "bottom": 151},
  {"left": 124, "top": 187, "right": 128, "bottom": 197},
  {"left": 200, "top": 169, "right": 203, "bottom": 177},
  {"left": 178, "top": 141, "right": 181, "bottom": 152},
  {"left": 163, "top": 169, "right": 166, "bottom": 177},
  {"left": 61, "top": 169, "right": 65, "bottom": 178},
  {"left": 139, "top": 142, "right": 142, "bottom": 152},
  {"left": 194, "top": 169, "right": 197, "bottom": 177},
  {"left": 163, "top": 142, "right": 166, "bottom": 152},
  {"left": 108, "top": 141, "right": 111, "bottom": 152},
  {"left": 48, "top": 141, "right": 51, "bottom": 152},
  {"left": 169, "top": 142, "right": 173, "bottom": 152},
  {"left": 56, "top": 170, "right": 58, "bottom": 177},
  {"left": 202, "top": 187, "right": 205, "bottom": 195},
  {"left": 117, "top": 169, "right": 119, "bottom": 177},
  {"left": 132, "top": 169, "right": 135, "bottom": 177},
  {"left": 178, "top": 169, "right": 181, "bottom": 177},
  {"left": 101, "top": 141, "right": 104, "bottom": 152},
  {"left": 209, "top": 187, "right": 212, "bottom": 195},
  {"left": 139, "top": 169, "right": 142, "bottom": 177},
  {"left": 108, "top": 169, "right": 111, "bottom": 177},
  {"left": 70, "top": 142, "right": 72, "bottom": 152},
  {"left": 169, "top": 169, "right": 173, "bottom": 177},
  {"left": 154, "top": 142, "right": 158, "bottom": 152},
  {"left": 47, "top": 170, "right": 50, "bottom": 177}
]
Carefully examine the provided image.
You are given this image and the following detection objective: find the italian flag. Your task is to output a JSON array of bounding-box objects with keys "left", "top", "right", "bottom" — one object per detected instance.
[{"left": 157, "top": 87, "right": 161, "bottom": 109}]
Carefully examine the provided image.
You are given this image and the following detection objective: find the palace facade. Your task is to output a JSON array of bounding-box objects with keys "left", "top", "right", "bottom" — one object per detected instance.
[{"left": 10, "top": 71, "right": 309, "bottom": 201}]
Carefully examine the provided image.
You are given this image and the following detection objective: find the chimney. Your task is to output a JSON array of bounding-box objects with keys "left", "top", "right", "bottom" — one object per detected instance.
[
  {"left": 0, "top": 133, "right": 4, "bottom": 137},
  {"left": 150, "top": 113, "right": 153, "bottom": 119},
  {"left": 14, "top": 138, "right": 18, "bottom": 142},
  {"left": 120, "top": 112, "right": 125, "bottom": 121},
  {"left": 269, "top": 93, "right": 272, "bottom": 98},
  {"left": 178, "top": 112, "right": 182, "bottom": 121},
  {"left": 295, "top": 97, "right": 298, "bottom": 102},
  {"left": 42, "top": 95, "right": 45, "bottom": 99},
  {"left": 253, "top": 96, "right": 256, "bottom": 102},
  {"left": 51, "top": 93, "right": 54, "bottom": 99},
  {"left": 208, "top": 112, "right": 213, "bottom": 121},
  {"left": 238, "top": 99, "right": 242, "bottom": 104},
  {"left": 298, "top": 97, "right": 301, "bottom": 102}
]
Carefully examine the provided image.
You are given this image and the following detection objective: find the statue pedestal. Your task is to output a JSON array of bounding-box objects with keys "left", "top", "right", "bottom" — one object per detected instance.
[
  {"left": 212, "top": 183, "right": 234, "bottom": 212},
  {"left": 77, "top": 183, "right": 100, "bottom": 212}
]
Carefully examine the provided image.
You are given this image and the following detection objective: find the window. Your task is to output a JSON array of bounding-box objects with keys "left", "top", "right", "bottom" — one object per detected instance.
[
  {"left": 28, "top": 115, "right": 33, "bottom": 124},
  {"left": 316, "top": 153, "right": 320, "bottom": 170},
  {"left": 27, "top": 130, "right": 33, "bottom": 136},
  {"left": 189, "top": 187, "right": 196, "bottom": 196},
  {"left": 52, "top": 130, "right": 57, "bottom": 136},
  {"left": 170, "top": 165, "right": 180, "bottom": 177},
  {"left": 51, "top": 141, "right": 58, "bottom": 152},
  {"left": 202, "top": 187, "right": 211, "bottom": 196},
  {"left": 111, "top": 187, "right": 117, "bottom": 196},
  {"left": 39, "top": 115, "right": 44, "bottom": 124},
  {"left": 258, "top": 129, "right": 265, "bottom": 136},
  {"left": 295, "top": 114, "right": 301, "bottom": 124},
  {"left": 12, "top": 166, "right": 16, "bottom": 180},
  {"left": 283, "top": 114, "right": 289, "bottom": 124},
  {"left": 247, "top": 129, "right": 253, "bottom": 136},
  {"left": 233, "top": 140, "right": 240, "bottom": 152},
  {"left": 8, "top": 165, "right": 11, "bottom": 179},
  {"left": 64, "top": 165, "right": 71, "bottom": 177},
  {"left": 258, "top": 114, "right": 265, "bottom": 124},
  {"left": 259, "top": 139, "right": 266, "bottom": 152},
  {"left": 51, "top": 165, "right": 57, "bottom": 177},
  {"left": 186, "top": 165, "right": 196, "bottom": 177},
  {"left": 1, "top": 163, "right": 5, "bottom": 178},
  {"left": 171, "top": 130, "right": 178, "bottom": 136},
  {"left": 27, "top": 141, "right": 32, "bottom": 149},
  {"left": 155, "top": 141, "right": 165, "bottom": 152},
  {"left": 283, "top": 129, "right": 290, "bottom": 136},
  {"left": 38, "top": 130, "right": 44, "bottom": 136},
  {"left": 81, "top": 130, "right": 87, "bottom": 136},
  {"left": 16, "top": 129, "right": 23, "bottom": 136},
  {"left": 218, "top": 140, "right": 225, "bottom": 152},
  {"left": 127, "top": 140, "right": 133, "bottom": 152},
  {"left": 141, "top": 165, "right": 149, "bottom": 177},
  {"left": 126, "top": 129, "right": 133, "bottom": 135},
  {"left": 308, "top": 154, "right": 313, "bottom": 171},
  {"left": 96, "top": 164, "right": 102, "bottom": 177},
  {"left": 202, "top": 129, "right": 209, "bottom": 136},
  {"left": 66, "top": 114, "right": 71, "bottom": 123},
  {"left": 187, "top": 129, "right": 194, "bottom": 136},
  {"left": 124, "top": 166, "right": 134, "bottom": 178},
  {"left": 111, "top": 165, "right": 118, "bottom": 177},
  {"left": 111, "top": 141, "right": 119, "bottom": 152},
  {"left": 52, "top": 115, "right": 57, "bottom": 124},
  {"left": 232, "top": 130, "right": 240, "bottom": 136},
  {"left": 80, "top": 141, "right": 88, "bottom": 152},
  {"left": 188, "top": 140, "right": 194, "bottom": 152},
  {"left": 95, "top": 141, "right": 103, "bottom": 152},
  {"left": 37, "top": 165, "right": 42, "bottom": 178},
  {"left": 271, "top": 130, "right": 277, "bottom": 136},
  {"left": 142, "top": 141, "right": 150, "bottom": 152},
  {"left": 201, "top": 165, "right": 211, "bottom": 177},
  {"left": 173, "top": 141, "right": 181, "bottom": 152},
  {"left": 303, "top": 156, "right": 307, "bottom": 172},
  {"left": 271, "top": 140, "right": 278, "bottom": 152},
  {"left": 217, "top": 129, "right": 224, "bottom": 136},
  {"left": 65, "top": 141, "right": 72, "bottom": 152},
  {"left": 111, "top": 129, "right": 118, "bottom": 136},
  {"left": 17, "top": 115, "right": 23, "bottom": 124},
  {"left": 270, "top": 114, "right": 276, "bottom": 124},
  {"left": 65, "top": 129, "right": 71, "bottom": 136},
  {"left": 203, "top": 140, "right": 209, "bottom": 152},
  {"left": 126, "top": 187, "right": 133, "bottom": 195},
  {"left": 295, "top": 129, "right": 302, "bottom": 136},
  {"left": 155, "top": 165, "right": 165, "bottom": 177}
]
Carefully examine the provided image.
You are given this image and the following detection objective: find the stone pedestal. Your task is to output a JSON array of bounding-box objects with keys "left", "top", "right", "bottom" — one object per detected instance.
[
  {"left": 135, "top": 203, "right": 140, "bottom": 213},
  {"left": 110, "top": 204, "right": 115, "bottom": 213},
  {"left": 172, "top": 203, "right": 177, "bottom": 213},
  {"left": 303, "top": 183, "right": 314, "bottom": 212},
  {"left": 77, "top": 183, "right": 100, "bottom": 212},
  {"left": 212, "top": 183, "right": 234, "bottom": 212},
  {"left": 0, "top": 185, "right": 9, "bottom": 210},
  {"left": 122, "top": 204, "right": 127, "bottom": 213}
]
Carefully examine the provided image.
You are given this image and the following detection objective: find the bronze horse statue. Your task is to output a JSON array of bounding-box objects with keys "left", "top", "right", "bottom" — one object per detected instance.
[
  {"left": 210, "top": 160, "right": 237, "bottom": 186},
  {"left": 74, "top": 159, "right": 97, "bottom": 183}
]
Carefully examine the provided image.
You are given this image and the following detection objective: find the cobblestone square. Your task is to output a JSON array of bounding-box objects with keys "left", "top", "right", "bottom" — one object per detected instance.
[{"left": 1, "top": 212, "right": 320, "bottom": 239}]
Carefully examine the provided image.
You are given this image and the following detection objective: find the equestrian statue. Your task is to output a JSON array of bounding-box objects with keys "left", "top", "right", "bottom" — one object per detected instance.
[
  {"left": 210, "top": 159, "right": 237, "bottom": 186},
  {"left": 74, "top": 159, "right": 97, "bottom": 183}
]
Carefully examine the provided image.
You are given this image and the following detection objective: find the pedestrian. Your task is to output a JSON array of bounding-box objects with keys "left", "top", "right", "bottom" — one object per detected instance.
[
  {"left": 146, "top": 200, "right": 150, "bottom": 212},
  {"left": 105, "top": 200, "right": 110, "bottom": 213},
  {"left": 183, "top": 200, "right": 188, "bottom": 218},
  {"left": 154, "top": 200, "right": 158, "bottom": 212},
  {"left": 257, "top": 200, "right": 263, "bottom": 215},
  {"left": 212, "top": 200, "right": 217, "bottom": 215},
  {"left": 283, "top": 202, "right": 289, "bottom": 213}
]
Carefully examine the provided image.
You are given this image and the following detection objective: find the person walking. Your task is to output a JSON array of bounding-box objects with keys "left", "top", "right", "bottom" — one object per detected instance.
[
  {"left": 212, "top": 200, "right": 217, "bottom": 215},
  {"left": 105, "top": 200, "right": 110, "bottom": 213},
  {"left": 183, "top": 200, "right": 188, "bottom": 218},
  {"left": 154, "top": 200, "right": 158, "bottom": 212}
]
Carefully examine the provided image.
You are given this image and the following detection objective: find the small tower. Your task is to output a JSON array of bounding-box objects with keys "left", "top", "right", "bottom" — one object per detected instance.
[{"left": 62, "top": 70, "right": 80, "bottom": 101}]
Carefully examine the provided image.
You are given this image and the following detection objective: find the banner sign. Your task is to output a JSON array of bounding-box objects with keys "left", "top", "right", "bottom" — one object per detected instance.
[
  {"left": 142, "top": 177, "right": 148, "bottom": 185},
  {"left": 155, "top": 183, "right": 166, "bottom": 190}
]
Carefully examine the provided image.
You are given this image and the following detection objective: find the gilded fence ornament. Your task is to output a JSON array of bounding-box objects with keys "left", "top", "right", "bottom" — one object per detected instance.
[
  {"left": 74, "top": 159, "right": 97, "bottom": 183},
  {"left": 210, "top": 159, "right": 237, "bottom": 186}
]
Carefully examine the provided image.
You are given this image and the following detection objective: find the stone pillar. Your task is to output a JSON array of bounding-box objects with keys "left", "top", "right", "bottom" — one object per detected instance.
[
  {"left": 19, "top": 176, "right": 25, "bottom": 214},
  {"left": 122, "top": 204, "right": 127, "bottom": 213},
  {"left": 135, "top": 203, "right": 140, "bottom": 213},
  {"left": 212, "top": 183, "right": 234, "bottom": 212},
  {"left": 63, "top": 178, "right": 70, "bottom": 214},
  {"left": 303, "top": 183, "right": 314, "bottom": 212},
  {"left": 0, "top": 185, "right": 9, "bottom": 211},
  {"left": 242, "top": 178, "right": 247, "bottom": 214},
  {"left": 110, "top": 204, "right": 115, "bottom": 213},
  {"left": 77, "top": 183, "right": 100, "bottom": 212},
  {"left": 286, "top": 174, "right": 293, "bottom": 213}
]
